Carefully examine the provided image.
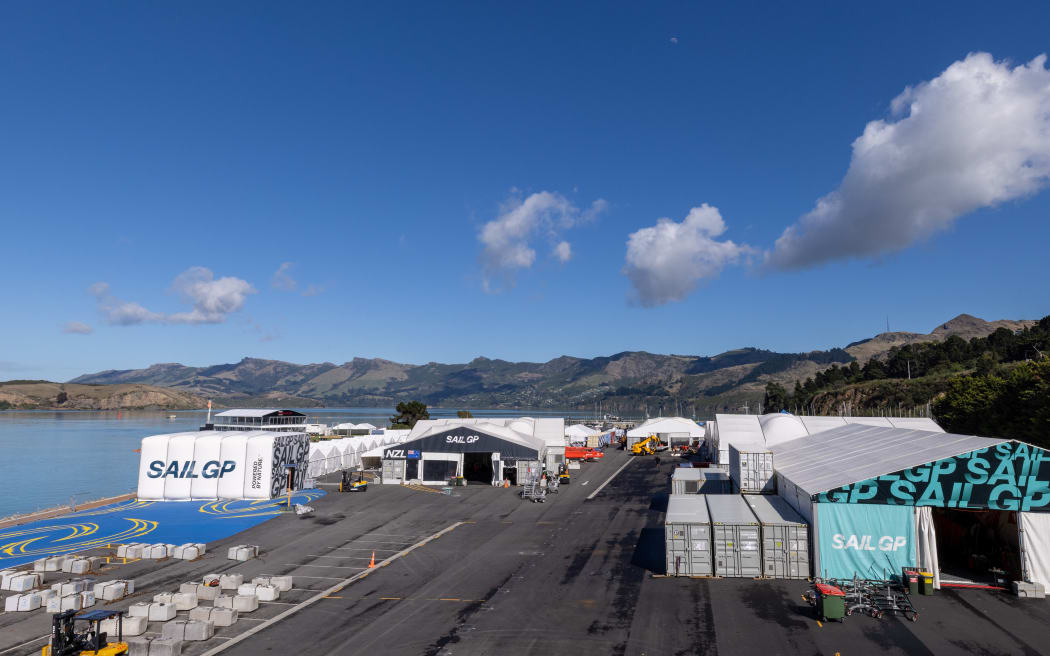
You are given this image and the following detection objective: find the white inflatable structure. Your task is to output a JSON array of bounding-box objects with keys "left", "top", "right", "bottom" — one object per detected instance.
[{"left": 137, "top": 431, "right": 309, "bottom": 501}]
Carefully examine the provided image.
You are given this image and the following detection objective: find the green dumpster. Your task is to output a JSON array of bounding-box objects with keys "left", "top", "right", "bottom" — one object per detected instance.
[
  {"left": 901, "top": 568, "right": 920, "bottom": 596},
  {"left": 816, "top": 583, "right": 845, "bottom": 622},
  {"left": 918, "top": 571, "right": 935, "bottom": 595}
]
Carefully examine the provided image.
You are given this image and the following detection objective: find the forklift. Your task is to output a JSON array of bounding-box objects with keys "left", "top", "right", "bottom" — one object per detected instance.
[
  {"left": 557, "top": 462, "right": 571, "bottom": 485},
  {"left": 44, "top": 609, "right": 127, "bottom": 656},
  {"left": 339, "top": 470, "right": 369, "bottom": 492}
]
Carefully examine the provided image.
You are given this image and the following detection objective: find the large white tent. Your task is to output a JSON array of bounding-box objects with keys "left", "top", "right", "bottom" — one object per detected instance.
[
  {"left": 137, "top": 430, "right": 309, "bottom": 501},
  {"left": 626, "top": 417, "right": 705, "bottom": 438},
  {"left": 770, "top": 424, "right": 1050, "bottom": 589}
]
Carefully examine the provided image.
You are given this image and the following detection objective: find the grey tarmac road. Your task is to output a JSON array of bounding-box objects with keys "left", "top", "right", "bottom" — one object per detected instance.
[{"left": 4, "top": 450, "right": 1050, "bottom": 655}]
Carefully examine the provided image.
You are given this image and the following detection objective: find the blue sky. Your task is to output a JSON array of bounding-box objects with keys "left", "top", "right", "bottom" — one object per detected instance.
[{"left": 4, "top": 2, "right": 1050, "bottom": 381}]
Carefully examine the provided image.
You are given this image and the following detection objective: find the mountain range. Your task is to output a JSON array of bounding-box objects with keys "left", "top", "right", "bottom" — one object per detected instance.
[{"left": 69, "top": 314, "right": 1034, "bottom": 413}]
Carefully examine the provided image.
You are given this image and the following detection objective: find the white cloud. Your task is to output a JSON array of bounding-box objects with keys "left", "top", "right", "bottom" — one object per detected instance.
[
  {"left": 168, "top": 267, "right": 257, "bottom": 324},
  {"left": 62, "top": 321, "right": 93, "bottom": 335},
  {"left": 89, "top": 283, "right": 165, "bottom": 326},
  {"left": 271, "top": 262, "right": 297, "bottom": 291},
  {"left": 623, "top": 204, "right": 751, "bottom": 307},
  {"left": 301, "top": 284, "right": 324, "bottom": 297},
  {"left": 553, "top": 241, "right": 572, "bottom": 263},
  {"left": 90, "top": 267, "right": 256, "bottom": 326},
  {"left": 478, "top": 191, "right": 606, "bottom": 291},
  {"left": 768, "top": 52, "right": 1050, "bottom": 270}
]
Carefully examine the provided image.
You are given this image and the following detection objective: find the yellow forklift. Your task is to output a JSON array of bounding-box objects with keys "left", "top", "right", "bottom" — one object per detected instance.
[
  {"left": 557, "top": 462, "right": 571, "bottom": 485},
  {"left": 340, "top": 470, "right": 369, "bottom": 492},
  {"left": 43, "top": 609, "right": 127, "bottom": 655}
]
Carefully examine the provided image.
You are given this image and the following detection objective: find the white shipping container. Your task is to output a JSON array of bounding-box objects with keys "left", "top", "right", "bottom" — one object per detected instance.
[{"left": 729, "top": 442, "right": 776, "bottom": 494}]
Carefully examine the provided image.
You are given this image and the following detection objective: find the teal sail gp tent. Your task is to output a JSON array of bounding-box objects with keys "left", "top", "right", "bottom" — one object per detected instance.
[{"left": 770, "top": 424, "right": 1050, "bottom": 588}]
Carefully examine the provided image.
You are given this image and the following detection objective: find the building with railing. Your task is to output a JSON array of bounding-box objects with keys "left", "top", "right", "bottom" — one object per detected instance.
[{"left": 211, "top": 409, "right": 308, "bottom": 433}]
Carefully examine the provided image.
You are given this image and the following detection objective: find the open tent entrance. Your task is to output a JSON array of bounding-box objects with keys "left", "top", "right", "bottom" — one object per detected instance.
[
  {"left": 463, "top": 452, "right": 493, "bottom": 484},
  {"left": 933, "top": 508, "right": 1021, "bottom": 586}
]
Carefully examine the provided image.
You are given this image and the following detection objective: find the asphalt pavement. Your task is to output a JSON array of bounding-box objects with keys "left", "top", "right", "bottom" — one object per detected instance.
[{"left": 3, "top": 451, "right": 1050, "bottom": 656}]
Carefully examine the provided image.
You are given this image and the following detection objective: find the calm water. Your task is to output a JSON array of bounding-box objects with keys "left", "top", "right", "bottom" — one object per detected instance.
[{"left": 0, "top": 406, "right": 581, "bottom": 518}]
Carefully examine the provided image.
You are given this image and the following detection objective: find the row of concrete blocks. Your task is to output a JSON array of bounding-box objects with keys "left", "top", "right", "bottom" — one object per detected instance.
[
  {"left": 22, "top": 554, "right": 106, "bottom": 576},
  {"left": 3, "top": 578, "right": 134, "bottom": 613},
  {"left": 116, "top": 542, "right": 207, "bottom": 560}
]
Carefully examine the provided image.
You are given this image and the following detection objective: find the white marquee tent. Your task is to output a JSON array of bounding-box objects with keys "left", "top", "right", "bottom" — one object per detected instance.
[{"left": 138, "top": 430, "right": 309, "bottom": 501}]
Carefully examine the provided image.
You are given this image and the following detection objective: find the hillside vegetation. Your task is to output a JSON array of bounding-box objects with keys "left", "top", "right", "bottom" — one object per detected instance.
[{"left": 0, "top": 381, "right": 207, "bottom": 411}]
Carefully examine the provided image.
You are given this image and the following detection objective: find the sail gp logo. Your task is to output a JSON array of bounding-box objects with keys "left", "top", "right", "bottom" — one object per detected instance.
[
  {"left": 831, "top": 534, "right": 908, "bottom": 552},
  {"left": 147, "top": 460, "right": 236, "bottom": 479}
]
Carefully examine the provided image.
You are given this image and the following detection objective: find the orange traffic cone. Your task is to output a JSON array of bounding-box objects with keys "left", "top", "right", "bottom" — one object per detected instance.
[{"left": 368, "top": 551, "right": 376, "bottom": 568}]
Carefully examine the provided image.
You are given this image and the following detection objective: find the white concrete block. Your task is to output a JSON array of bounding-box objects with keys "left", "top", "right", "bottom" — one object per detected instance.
[
  {"left": 0, "top": 569, "right": 17, "bottom": 587},
  {"left": 43, "top": 557, "right": 63, "bottom": 571},
  {"left": 215, "top": 594, "right": 258, "bottom": 612},
  {"left": 202, "top": 573, "right": 221, "bottom": 586},
  {"left": 146, "top": 544, "right": 169, "bottom": 559},
  {"left": 172, "top": 592, "right": 198, "bottom": 611},
  {"left": 252, "top": 576, "right": 292, "bottom": 592},
  {"left": 101, "top": 614, "right": 148, "bottom": 637},
  {"left": 124, "top": 544, "right": 145, "bottom": 559},
  {"left": 191, "top": 583, "right": 219, "bottom": 601},
  {"left": 161, "top": 619, "right": 214, "bottom": 642},
  {"left": 79, "top": 591, "right": 96, "bottom": 608},
  {"left": 56, "top": 556, "right": 77, "bottom": 572},
  {"left": 128, "top": 602, "right": 151, "bottom": 618},
  {"left": 237, "top": 583, "right": 279, "bottom": 601},
  {"left": 227, "top": 545, "right": 259, "bottom": 561},
  {"left": 117, "top": 579, "right": 136, "bottom": 594},
  {"left": 33, "top": 559, "right": 48, "bottom": 572},
  {"left": 6, "top": 573, "right": 41, "bottom": 592},
  {"left": 5, "top": 593, "right": 42, "bottom": 611},
  {"left": 189, "top": 606, "right": 238, "bottom": 627},
  {"left": 46, "top": 594, "right": 82, "bottom": 613},
  {"left": 149, "top": 602, "right": 176, "bottom": 621},
  {"left": 127, "top": 636, "right": 183, "bottom": 656},
  {"left": 153, "top": 592, "right": 175, "bottom": 604},
  {"left": 218, "top": 573, "right": 243, "bottom": 590},
  {"left": 179, "top": 582, "right": 198, "bottom": 594},
  {"left": 53, "top": 579, "right": 87, "bottom": 596},
  {"left": 95, "top": 581, "right": 128, "bottom": 601}
]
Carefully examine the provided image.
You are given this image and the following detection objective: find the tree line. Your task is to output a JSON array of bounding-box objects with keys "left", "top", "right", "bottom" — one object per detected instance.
[{"left": 763, "top": 316, "right": 1050, "bottom": 413}]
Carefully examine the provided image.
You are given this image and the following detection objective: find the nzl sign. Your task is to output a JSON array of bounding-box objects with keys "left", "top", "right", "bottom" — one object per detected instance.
[{"left": 384, "top": 449, "right": 421, "bottom": 459}]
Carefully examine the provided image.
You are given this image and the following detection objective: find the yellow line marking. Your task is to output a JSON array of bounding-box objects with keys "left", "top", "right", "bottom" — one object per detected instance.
[
  {"left": 380, "top": 597, "right": 401, "bottom": 600},
  {"left": 322, "top": 596, "right": 342, "bottom": 599},
  {"left": 439, "top": 598, "right": 460, "bottom": 601},
  {"left": 816, "top": 621, "right": 823, "bottom": 627}
]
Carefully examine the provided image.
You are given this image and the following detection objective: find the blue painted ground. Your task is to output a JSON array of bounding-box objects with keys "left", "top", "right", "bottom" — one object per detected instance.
[{"left": 0, "top": 490, "right": 325, "bottom": 568}]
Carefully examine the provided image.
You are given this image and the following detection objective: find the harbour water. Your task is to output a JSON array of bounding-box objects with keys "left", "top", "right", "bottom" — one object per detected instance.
[{"left": 0, "top": 406, "right": 578, "bottom": 519}]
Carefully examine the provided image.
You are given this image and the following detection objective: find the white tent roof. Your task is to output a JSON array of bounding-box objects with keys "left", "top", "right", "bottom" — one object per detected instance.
[
  {"left": 333, "top": 422, "right": 379, "bottom": 430},
  {"left": 566, "top": 424, "right": 599, "bottom": 438},
  {"left": 408, "top": 417, "right": 562, "bottom": 450},
  {"left": 713, "top": 413, "right": 945, "bottom": 450},
  {"left": 627, "top": 417, "right": 704, "bottom": 438},
  {"left": 215, "top": 409, "right": 281, "bottom": 418},
  {"left": 769, "top": 424, "right": 1008, "bottom": 496}
]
